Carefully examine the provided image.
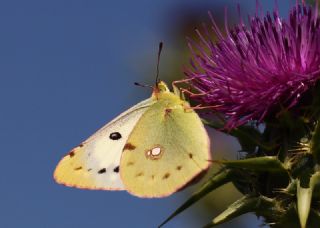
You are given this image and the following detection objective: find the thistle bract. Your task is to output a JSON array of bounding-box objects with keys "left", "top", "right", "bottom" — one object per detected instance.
[{"left": 186, "top": 2, "right": 320, "bottom": 129}]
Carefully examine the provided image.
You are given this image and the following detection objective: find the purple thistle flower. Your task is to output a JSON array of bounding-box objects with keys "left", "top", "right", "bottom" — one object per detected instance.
[{"left": 186, "top": 2, "right": 320, "bottom": 129}]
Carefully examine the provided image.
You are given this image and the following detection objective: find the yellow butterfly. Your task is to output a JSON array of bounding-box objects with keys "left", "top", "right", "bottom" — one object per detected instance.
[{"left": 54, "top": 44, "right": 211, "bottom": 198}]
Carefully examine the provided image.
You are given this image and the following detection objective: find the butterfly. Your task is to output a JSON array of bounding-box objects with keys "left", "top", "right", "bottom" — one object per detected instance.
[{"left": 54, "top": 44, "right": 211, "bottom": 198}]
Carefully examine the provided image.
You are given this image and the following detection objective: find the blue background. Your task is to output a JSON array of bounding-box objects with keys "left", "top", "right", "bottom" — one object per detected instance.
[{"left": 0, "top": 0, "right": 292, "bottom": 227}]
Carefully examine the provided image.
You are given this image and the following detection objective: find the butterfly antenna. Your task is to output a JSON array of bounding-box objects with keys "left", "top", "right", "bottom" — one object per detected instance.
[
  {"left": 134, "top": 82, "right": 153, "bottom": 89},
  {"left": 155, "top": 42, "right": 163, "bottom": 87}
]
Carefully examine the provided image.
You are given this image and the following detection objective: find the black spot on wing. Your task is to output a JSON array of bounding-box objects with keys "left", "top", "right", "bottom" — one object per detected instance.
[
  {"left": 109, "top": 132, "right": 122, "bottom": 140},
  {"left": 74, "top": 166, "right": 82, "bottom": 171},
  {"left": 113, "top": 166, "right": 119, "bottom": 173},
  {"left": 98, "top": 168, "right": 106, "bottom": 174}
]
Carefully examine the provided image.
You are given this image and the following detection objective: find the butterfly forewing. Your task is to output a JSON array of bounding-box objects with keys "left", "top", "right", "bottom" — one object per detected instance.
[
  {"left": 120, "top": 92, "right": 211, "bottom": 198},
  {"left": 54, "top": 99, "right": 154, "bottom": 190}
]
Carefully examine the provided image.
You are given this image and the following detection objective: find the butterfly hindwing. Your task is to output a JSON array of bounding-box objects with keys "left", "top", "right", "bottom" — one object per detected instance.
[
  {"left": 120, "top": 91, "right": 211, "bottom": 198},
  {"left": 54, "top": 99, "right": 153, "bottom": 190}
]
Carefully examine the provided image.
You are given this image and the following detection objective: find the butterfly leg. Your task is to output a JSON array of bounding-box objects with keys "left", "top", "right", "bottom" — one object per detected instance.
[
  {"left": 172, "top": 78, "right": 195, "bottom": 91},
  {"left": 172, "top": 78, "right": 212, "bottom": 101},
  {"left": 184, "top": 104, "right": 221, "bottom": 111},
  {"left": 172, "top": 78, "right": 196, "bottom": 99},
  {"left": 180, "top": 88, "right": 209, "bottom": 98}
]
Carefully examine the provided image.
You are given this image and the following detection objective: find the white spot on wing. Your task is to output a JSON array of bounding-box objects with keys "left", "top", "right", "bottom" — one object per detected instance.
[
  {"left": 151, "top": 147, "right": 161, "bottom": 156},
  {"left": 145, "top": 145, "right": 163, "bottom": 160}
]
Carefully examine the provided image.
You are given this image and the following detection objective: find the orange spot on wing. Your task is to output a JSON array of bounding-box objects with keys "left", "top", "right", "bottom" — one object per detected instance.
[
  {"left": 124, "top": 143, "right": 136, "bottom": 151},
  {"left": 163, "top": 173, "right": 170, "bottom": 179},
  {"left": 69, "top": 151, "right": 75, "bottom": 157},
  {"left": 136, "top": 172, "right": 144, "bottom": 177},
  {"left": 127, "top": 161, "right": 134, "bottom": 166}
]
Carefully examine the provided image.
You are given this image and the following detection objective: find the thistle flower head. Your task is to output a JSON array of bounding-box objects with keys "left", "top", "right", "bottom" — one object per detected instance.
[{"left": 187, "top": 2, "right": 320, "bottom": 129}]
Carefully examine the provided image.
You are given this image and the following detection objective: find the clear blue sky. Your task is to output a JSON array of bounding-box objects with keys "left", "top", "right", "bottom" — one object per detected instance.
[{"left": 0, "top": 0, "right": 291, "bottom": 227}]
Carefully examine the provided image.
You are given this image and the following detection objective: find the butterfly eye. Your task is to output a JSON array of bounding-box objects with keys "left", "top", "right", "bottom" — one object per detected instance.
[{"left": 109, "top": 132, "right": 122, "bottom": 140}]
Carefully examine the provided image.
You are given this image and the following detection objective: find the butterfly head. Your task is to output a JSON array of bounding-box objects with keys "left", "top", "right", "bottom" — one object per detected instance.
[
  {"left": 152, "top": 81, "right": 170, "bottom": 97},
  {"left": 156, "top": 81, "right": 170, "bottom": 92}
]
